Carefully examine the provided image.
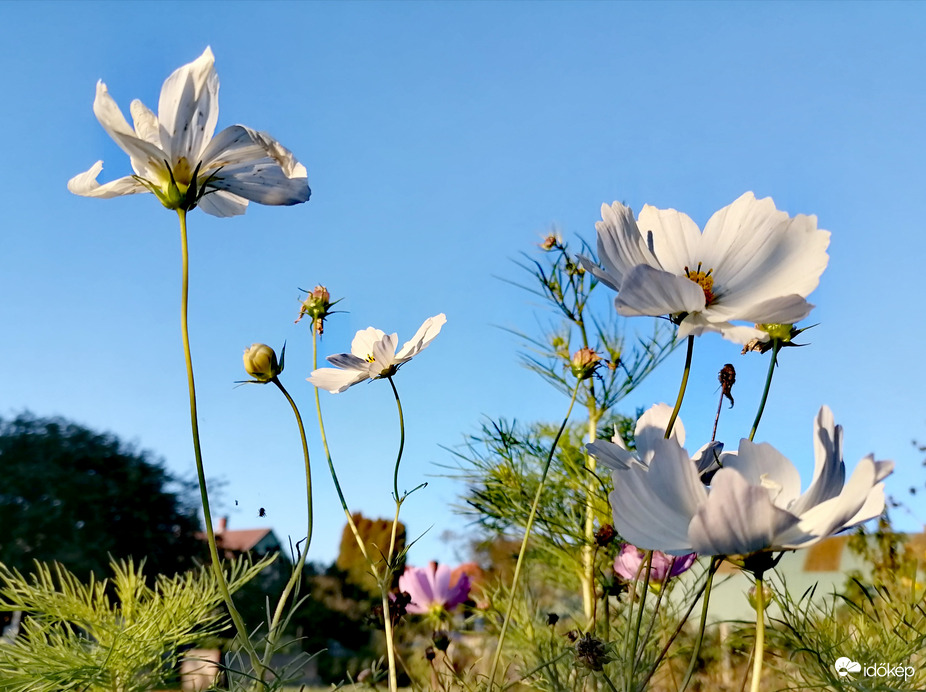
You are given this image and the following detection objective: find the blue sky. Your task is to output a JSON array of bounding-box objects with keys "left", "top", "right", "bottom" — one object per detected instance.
[{"left": 2, "top": 1, "right": 925, "bottom": 568}]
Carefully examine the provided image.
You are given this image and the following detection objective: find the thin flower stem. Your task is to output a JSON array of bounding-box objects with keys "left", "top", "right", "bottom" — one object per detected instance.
[
  {"left": 381, "top": 587, "right": 399, "bottom": 692},
  {"left": 176, "top": 209, "right": 263, "bottom": 678},
  {"left": 678, "top": 557, "right": 721, "bottom": 692},
  {"left": 628, "top": 551, "right": 653, "bottom": 682},
  {"left": 311, "top": 329, "right": 373, "bottom": 566},
  {"left": 388, "top": 376, "right": 406, "bottom": 503},
  {"left": 665, "top": 336, "right": 694, "bottom": 439},
  {"left": 500, "top": 651, "right": 571, "bottom": 691},
  {"left": 487, "top": 380, "right": 583, "bottom": 692},
  {"left": 262, "top": 378, "right": 313, "bottom": 671},
  {"left": 635, "top": 558, "right": 719, "bottom": 692},
  {"left": 749, "top": 341, "right": 781, "bottom": 442},
  {"left": 382, "top": 376, "right": 408, "bottom": 692},
  {"left": 749, "top": 572, "right": 766, "bottom": 692},
  {"left": 600, "top": 672, "right": 620, "bottom": 692}
]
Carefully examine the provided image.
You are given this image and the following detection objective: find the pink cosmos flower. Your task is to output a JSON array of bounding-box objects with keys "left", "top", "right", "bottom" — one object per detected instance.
[
  {"left": 613, "top": 543, "right": 697, "bottom": 584},
  {"left": 399, "top": 562, "right": 471, "bottom": 615}
]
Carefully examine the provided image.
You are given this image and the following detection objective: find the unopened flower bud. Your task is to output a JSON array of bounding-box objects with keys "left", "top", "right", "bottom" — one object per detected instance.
[
  {"left": 243, "top": 343, "right": 282, "bottom": 382},
  {"left": 570, "top": 348, "right": 601, "bottom": 380},
  {"left": 296, "top": 284, "right": 334, "bottom": 333},
  {"left": 540, "top": 233, "right": 561, "bottom": 251},
  {"left": 747, "top": 582, "right": 773, "bottom": 612},
  {"left": 432, "top": 630, "right": 451, "bottom": 652},
  {"left": 547, "top": 612, "right": 560, "bottom": 626}
]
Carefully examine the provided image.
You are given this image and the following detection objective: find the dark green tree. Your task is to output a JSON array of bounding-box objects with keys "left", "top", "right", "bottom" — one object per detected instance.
[{"left": 0, "top": 412, "right": 204, "bottom": 579}]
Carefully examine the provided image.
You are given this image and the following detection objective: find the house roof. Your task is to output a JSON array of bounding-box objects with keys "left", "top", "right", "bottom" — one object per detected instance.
[{"left": 217, "top": 528, "right": 273, "bottom": 553}]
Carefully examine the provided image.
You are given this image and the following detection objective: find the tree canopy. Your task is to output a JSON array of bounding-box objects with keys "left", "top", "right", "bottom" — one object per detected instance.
[{"left": 0, "top": 413, "right": 204, "bottom": 579}]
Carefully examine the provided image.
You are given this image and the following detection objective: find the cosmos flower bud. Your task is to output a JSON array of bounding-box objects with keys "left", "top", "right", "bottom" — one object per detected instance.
[
  {"left": 296, "top": 285, "right": 335, "bottom": 333},
  {"left": 747, "top": 582, "right": 773, "bottom": 611},
  {"left": 243, "top": 343, "right": 282, "bottom": 383},
  {"left": 540, "top": 232, "right": 561, "bottom": 251},
  {"left": 570, "top": 347, "right": 601, "bottom": 380}
]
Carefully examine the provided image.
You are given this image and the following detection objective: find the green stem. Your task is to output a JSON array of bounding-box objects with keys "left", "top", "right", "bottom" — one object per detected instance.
[
  {"left": 262, "top": 378, "right": 313, "bottom": 671},
  {"left": 487, "top": 380, "right": 582, "bottom": 692},
  {"left": 628, "top": 550, "right": 653, "bottom": 682},
  {"left": 311, "top": 329, "right": 374, "bottom": 566},
  {"left": 678, "top": 557, "right": 721, "bottom": 692},
  {"left": 382, "top": 377, "right": 407, "bottom": 692},
  {"left": 176, "top": 209, "right": 264, "bottom": 678},
  {"left": 636, "top": 557, "right": 719, "bottom": 692},
  {"left": 665, "top": 336, "right": 694, "bottom": 439},
  {"left": 388, "top": 376, "right": 406, "bottom": 503},
  {"left": 749, "top": 342, "right": 781, "bottom": 441},
  {"left": 749, "top": 572, "right": 766, "bottom": 692},
  {"left": 600, "top": 672, "right": 620, "bottom": 692}
]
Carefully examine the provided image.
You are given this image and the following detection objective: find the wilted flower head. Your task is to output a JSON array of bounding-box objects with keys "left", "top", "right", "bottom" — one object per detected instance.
[
  {"left": 68, "top": 47, "right": 310, "bottom": 216},
  {"left": 613, "top": 544, "right": 697, "bottom": 585},
  {"left": 574, "top": 633, "right": 610, "bottom": 672},
  {"left": 242, "top": 343, "right": 283, "bottom": 383},
  {"left": 308, "top": 314, "right": 446, "bottom": 393},
  {"left": 398, "top": 562, "right": 471, "bottom": 617},
  {"left": 596, "top": 406, "right": 893, "bottom": 557},
  {"left": 579, "top": 193, "right": 830, "bottom": 345}
]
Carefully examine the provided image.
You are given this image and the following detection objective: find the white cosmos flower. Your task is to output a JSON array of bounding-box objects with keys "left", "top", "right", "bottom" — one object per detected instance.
[
  {"left": 308, "top": 314, "right": 446, "bottom": 393},
  {"left": 591, "top": 406, "right": 892, "bottom": 556},
  {"left": 579, "top": 193, "right": 830, "bottom": 344},
  {"left": 68, "top": 47, "right": 310, "bottom": 217}
]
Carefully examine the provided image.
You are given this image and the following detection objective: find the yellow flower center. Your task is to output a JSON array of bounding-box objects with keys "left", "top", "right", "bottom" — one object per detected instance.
[
  {"left": 172, "top": 157, "right": 195, "bottom": 185},
  {"left": 365, "top": 353, "right": 376, "bottom": 363},
  {"left": 684, "top": 263, "right": 715, "bottom": 304}
]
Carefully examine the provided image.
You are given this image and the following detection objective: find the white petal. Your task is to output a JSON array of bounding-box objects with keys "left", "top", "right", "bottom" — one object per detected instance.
[
  {"left": 688, "top": 468, "right": 800, "bottom": 555},
  {"left": 610, "top": 463, "right": 697, "bottom": 555},
  {"left": 779, "top": 456, "right": 882, "bottom": 546},
  {"left": 158, "top": 47, "right": 219, "bottom": 162},
  {"left": 307, "top": 366, "right": 369, "bottom": 394},
  {"left": 587, "top": 439, "right": 637, "bottom": 471},
  {"left": 326, "top": 353, "right": 368, "bottom": 370},
  {"left": 578, "top": 254, "right": 621, "bottom": 292},
  {"left": 636, "top": 204, "right": 702, "bottom": 276},
  {"left": 67, "top": 161, "right": 147, "bottom": 198},
  {"left": 197, "top": 189, "right": 248, "bottom": 217},
  {"left": 724, "top": 440, "right": 802, "bottom": 510},
  {"left": 350, "top": 328, "right": 388, "bottom": 359},
  {"left": 371, "top": 334, "right": 399, "bottom": 370},
  {"left": 594, "top": 202, "right": 659, "bottom": 287},
  {"left": 616, "top": 265, "right": 706, "bottom": 318},
  {"left": 92, "top": 81, "right": 168, "bottom": 177},
  {"left": 129, "top": 99, "right": 161, "bottom": 147},
  {"left": 701, "top": 193, "right": 830, "bottom": 312},
  {"left": 692, "top": 441, "right": 723, "bottom": 475},
  {"left": 633, "top": 403, "right": 685, "bottom": 458},
  {"left": 676, "top": 312, "right": 726, "bottom": 340},
  {"left": 790, "top": 406, "right": 845, "bottom": 516},
  {"left": 712, "top": 294, "right": 814, "bottom": 325},
  {"left": 396, "top": 314, "right": 447, "bottom": 360}
]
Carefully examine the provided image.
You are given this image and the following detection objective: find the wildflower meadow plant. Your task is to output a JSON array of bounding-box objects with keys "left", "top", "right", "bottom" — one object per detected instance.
[
  {"left": 68, "top": 47, "right": 311, "bottom": 687},
  {"left": 46, "top": 42, "right": 909, "bottom": 692}
]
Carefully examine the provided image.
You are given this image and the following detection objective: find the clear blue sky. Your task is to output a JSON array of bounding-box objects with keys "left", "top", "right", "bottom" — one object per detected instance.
[{"left": 2, "top": 1, "right": 925, "bottom": 567}]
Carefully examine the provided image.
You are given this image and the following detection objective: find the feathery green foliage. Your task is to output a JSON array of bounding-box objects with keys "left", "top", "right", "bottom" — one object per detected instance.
[{"left": 0, "top": 555, "right": 272, "bottom": 692}]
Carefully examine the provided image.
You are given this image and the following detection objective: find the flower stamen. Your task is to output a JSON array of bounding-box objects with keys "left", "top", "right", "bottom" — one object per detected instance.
[{"left": 684, "top": 263, "right": 715, "bottom": 304}]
